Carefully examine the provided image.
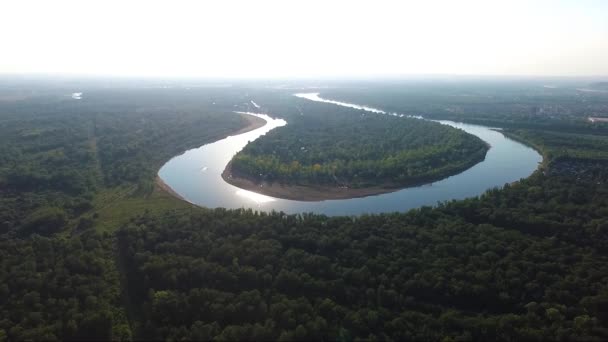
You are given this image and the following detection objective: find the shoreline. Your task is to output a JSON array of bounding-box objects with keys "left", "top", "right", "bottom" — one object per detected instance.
[
  {"left": 230, "top": 113, "right": 267, "bottom": 135},
  {"left": 155, "top": 176, "right": 189, "bottom": 202},
  {"left": 222, "top": 162, "right": 402, "bottom": 201},
  {"left": 221, "top": 134, "right": 490, "bottom": 201},
  {"left": 156, "top": 112, "right": 267, "bottom": 201},
  {"left": 222, "top": 108, "right": 493, "bottom": 201},
  {"left": 221, "top": 155, "right": 487, "bottom": 201}
]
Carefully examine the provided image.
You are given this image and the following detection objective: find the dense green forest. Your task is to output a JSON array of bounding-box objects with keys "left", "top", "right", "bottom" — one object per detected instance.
[
  {"left": 231, "top": 100, "right": 488, "bottom": 188},
  {"left": 0, "top": 231, "right": 130, "bottom": 340},
  {"left": 117, "top": 170, "right": 608, "bottom": 340},
  {"left": 2, "top": 80, "right": 608, "bottom": 340},
  {"left": 0, "top": 88, "right": 250, "bottom": 235}
]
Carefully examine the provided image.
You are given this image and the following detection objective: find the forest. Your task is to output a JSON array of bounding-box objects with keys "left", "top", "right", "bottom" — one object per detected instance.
[
  {"left": 321, "top": 81, "right": 608, "bottom": 132},
  {"left": 2, "top": 81, "right": 608, "bottom": 340},
  {"left": 231, "top": 100, "right": 488, "bottom": 188},
  {"left": 116, "top": 169, "right": 608, "bottom": 340},
  {"left": 0, "top": 87, "right": 251, "bottom": 235}
]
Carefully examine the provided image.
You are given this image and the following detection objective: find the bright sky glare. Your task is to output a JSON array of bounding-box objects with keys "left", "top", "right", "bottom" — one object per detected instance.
[{"left": 1, "top": 0, "right": 607, "bottom": 78}]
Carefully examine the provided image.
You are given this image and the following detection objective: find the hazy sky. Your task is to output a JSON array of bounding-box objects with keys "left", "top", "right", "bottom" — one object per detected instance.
[{"left": 2, "top": 0, "right": 607, "bottom": 78}]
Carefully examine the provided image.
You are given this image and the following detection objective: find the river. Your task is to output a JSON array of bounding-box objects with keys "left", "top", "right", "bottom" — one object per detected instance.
[{"left": 158, "top": 93, "right": 542, "bottom": 215}]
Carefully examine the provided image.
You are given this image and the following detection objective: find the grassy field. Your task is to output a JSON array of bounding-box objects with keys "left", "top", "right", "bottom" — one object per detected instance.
[{"left": 89, "top": 185, "right": 193, "bottom": 232}]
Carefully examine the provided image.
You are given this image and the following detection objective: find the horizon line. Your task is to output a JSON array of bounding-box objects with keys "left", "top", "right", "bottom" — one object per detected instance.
[{"left": 1, "top": 72, "right": 607, "bottom": 82}]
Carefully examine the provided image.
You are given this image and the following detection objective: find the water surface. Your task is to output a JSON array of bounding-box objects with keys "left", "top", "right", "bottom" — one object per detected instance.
[{"left": 159, "top": 95, "right": 542, "bottom": 215}]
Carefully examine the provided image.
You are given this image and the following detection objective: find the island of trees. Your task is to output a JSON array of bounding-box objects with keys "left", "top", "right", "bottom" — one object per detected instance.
[{"left": 226, "top": 102, "right": 488, "bottom": 200}]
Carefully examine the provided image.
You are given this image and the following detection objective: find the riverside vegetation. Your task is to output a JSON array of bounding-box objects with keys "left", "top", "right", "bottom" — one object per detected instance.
[
  {"left": 229, "top": 102, "right": 488, "bottom": 191},
  {"left": 1, "top": 80, "right": 608, "bottom": 340}
]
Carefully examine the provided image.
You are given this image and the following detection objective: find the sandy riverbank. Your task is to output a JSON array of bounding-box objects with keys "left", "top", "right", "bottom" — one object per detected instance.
[
  {"left": 222, "top": 151, "right": 490, "bottom": 201},
  {"left": 221, "top": 160, "right": 426, "bottom": 201},
  {"left": 231, "top": 113, "right": 267, "bottom": 135},
  {"left": 155, "top": 176, "right": 189, "bottom": 202}
]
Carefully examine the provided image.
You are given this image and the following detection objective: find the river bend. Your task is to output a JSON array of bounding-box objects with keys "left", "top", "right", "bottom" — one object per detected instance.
[{"left": 158, "top": 94, "right": 541, "bottom": 215}]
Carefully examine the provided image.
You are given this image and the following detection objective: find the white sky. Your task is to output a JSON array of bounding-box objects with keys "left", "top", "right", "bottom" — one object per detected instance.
[{"left": 1, "top": 0, "right": 607, "bottom": 78}]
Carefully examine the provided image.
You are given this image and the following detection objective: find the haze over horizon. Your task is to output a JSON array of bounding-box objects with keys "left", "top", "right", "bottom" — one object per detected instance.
[{"left": 2, "top": 0, "right": 608, "bottom": 78}]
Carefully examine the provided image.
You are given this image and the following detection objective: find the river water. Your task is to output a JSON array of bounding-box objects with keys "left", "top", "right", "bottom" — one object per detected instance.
[{"left": 158, "top": 94, "right": 542, "bottom": 215}]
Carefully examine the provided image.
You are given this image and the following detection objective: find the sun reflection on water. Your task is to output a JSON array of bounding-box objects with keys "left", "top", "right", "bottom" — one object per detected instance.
[{"left": 236, "top": 189, "right": 276, "bottom": 204}]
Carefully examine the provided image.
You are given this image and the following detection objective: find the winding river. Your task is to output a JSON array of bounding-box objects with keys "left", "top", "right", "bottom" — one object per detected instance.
[{"left": 158, "top": 93, "right": 542, "bottom": 215}]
